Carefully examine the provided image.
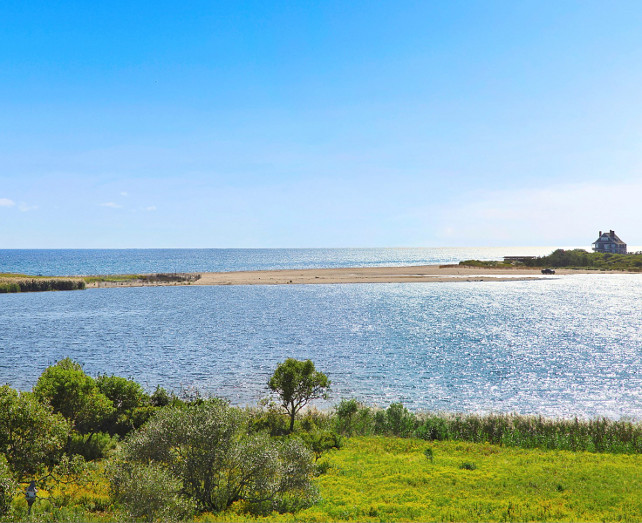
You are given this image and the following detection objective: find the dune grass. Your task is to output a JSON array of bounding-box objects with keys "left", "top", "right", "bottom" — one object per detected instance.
[{"left": 83, "top": 273, "right": 201, "bottom": 285}]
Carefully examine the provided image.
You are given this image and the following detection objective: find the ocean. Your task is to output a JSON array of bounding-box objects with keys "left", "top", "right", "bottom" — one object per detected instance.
[
  {"left": 1, "top": 248, "right": 641, "bottom": 420},
  {"left": 1, "top": 246, "right": 565, "bottom": 276}
]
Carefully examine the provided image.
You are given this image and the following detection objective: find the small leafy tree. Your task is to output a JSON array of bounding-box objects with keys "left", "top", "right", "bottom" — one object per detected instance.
[
  {"left": 0, "top": 385, "right": 70, "bottom": 479},
  {"left": 268, "top": 359, "right": 330, "bottom": 433},
  {"left": 33, "top": 358, "right": 114, "bottom": 435},
  {"left": 96, "top": 374, "right": 147, "bottom": 435}
]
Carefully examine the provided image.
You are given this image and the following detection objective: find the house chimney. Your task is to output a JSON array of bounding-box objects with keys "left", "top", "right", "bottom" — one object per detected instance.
[
  {"left": 599, "top": 231, "right": 602, "bottom": 237},
  {"left": 610, "top": 230, "right": 615, "bottom": 237}
]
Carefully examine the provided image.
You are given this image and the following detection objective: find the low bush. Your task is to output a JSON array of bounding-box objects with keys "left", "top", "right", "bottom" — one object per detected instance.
[
  {"left": 111, "top": 460, "right": 196, "bottom": 522},
  {"left": 0, "top": 455, "right": 16, "bottom": 517},
  {"left": 113, "top": 401, "right": 318, "bottom": 515},
  {"left": 67, "top": 432, "right": 118, "bottom": 461},
  {"left": 0, "top": 385, "right": 70, "bottom": 479},
  {"left": 299, "top": 430, "right": 343, "bottom": 461}
]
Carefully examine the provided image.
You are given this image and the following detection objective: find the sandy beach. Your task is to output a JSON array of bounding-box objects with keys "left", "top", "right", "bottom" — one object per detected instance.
[{"left": 84, "top": 264, "right": 629, "bottom": 288}]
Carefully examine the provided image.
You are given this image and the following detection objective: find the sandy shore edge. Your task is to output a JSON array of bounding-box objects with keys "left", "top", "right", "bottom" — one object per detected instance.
[{"left": 84, "top": 265, "right": 636, "bottom": 288}]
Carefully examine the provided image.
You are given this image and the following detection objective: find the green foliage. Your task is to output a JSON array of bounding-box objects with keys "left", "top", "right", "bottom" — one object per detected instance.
[
  {"left": 67, "top": 431, "right": 118, "bottom": 461},
  {"left": 96, "top": 374, "right": 148, "bottom": 435},
  {"left": 111, "top": 460, "right": 196, "bottom": 522},
  {"left": 33, "top": 358, "right": 115, "bottom": 435},
  {"left": 415, "top": 413, "right": 642, "bottom": 453},
  {"left": 114, "top": 401, "right": 318, "bottom": 515},
  {"left": 268, "top": 359, "right": 330, "bottom": 433},
  {"left": 461, "top": 249, "right": 642, "bottom": 271},
  {"left": 150, "top": 385, "right": 171, "bottom": 407},
  {"left": 299, "top": 431, "right": 343, "bottom": 461},
  {"left": 0, "top": 282, "right": 20, "bottom": 293},
  {"left": 249, "top": 403, "right": 291, "bottom": 437},
  {"left": 96, "top": 375, "right": 145, "bottom": 412},
  {"left": 331, "top": 401, "right": 642, "bottom": 454},
  {"left": 335, "top": 400, "right": 376, "bottom": 437},
  {"left": 0, "top": 385, "right": 70, "bottom": 479},
  {"left": 382, "top": 403, "right": 417, "bottom": 437},
  {"left": 0, "top": 454, "right": 16, "bottom": 517},
  {"left": 334, "top": 399, "right": 359, "bottom": 436},
  {"left": 415, "top": 413, "right": 451, "bottom": 441}
]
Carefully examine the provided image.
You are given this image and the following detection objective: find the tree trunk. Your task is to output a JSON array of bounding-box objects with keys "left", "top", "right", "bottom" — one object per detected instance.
[{"left": 289, "top": 407, "right": 296, "bottom": 433}]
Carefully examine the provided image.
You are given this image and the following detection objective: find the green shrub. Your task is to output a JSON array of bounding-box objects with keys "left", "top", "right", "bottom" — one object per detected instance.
[
  {"left": 0, "top": 385, "right": 70, "bottom": 479},
  {"left": 381, "top": 403, "right": 417, "bottom": 437},
  {"left": 150, "top": 385, "right": 171, "bottom": 407},
  {"left": 299, "top": 430, "right": 343, "bottom": 460},
  {"left": 111, "top": 460, "right": 196, "bottom": 522},
  {"left": 249, "top": 403, "right": 290, "bottom": 437},
  {"left": 299, "top": 408, "right": 332, "bottom": 432},
  {"left": 114, "top": 401, "right": 318, "bottom": 514},
  {"left": 416, "top": 415, "right": 450, "bottom": 441},
  {"left": 33, "top": 358, "right": 115, "bottom": 435},
  {"left": 96, "top": 374, "right": 148, "bottom": 435},
  {"left": 335, "top": 399, "right": 359, "bottom": 436},
  {"left": 0, "top": 454, "right": 16, "bottom": 517},
  {"left": 67, "top": 432, "right": 118, "bottom": 461}
]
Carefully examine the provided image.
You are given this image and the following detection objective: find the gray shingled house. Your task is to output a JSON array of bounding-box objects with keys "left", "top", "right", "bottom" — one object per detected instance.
[{"left": 592, "top": 230, "right": 627, "bottom": 254}]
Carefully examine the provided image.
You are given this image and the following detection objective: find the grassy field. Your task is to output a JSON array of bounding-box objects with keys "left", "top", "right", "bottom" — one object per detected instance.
[
  {"left": 196, "top": 437, "right": 642, "bottom": 522},
  {"left": 9, "top": 436, "right": 642, "bottom": 522}
]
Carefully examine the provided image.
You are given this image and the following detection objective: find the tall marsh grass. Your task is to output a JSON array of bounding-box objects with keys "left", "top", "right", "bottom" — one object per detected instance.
[
  {"left": 415, "top": 412, "right": 642, "bottom": 453},
  {"left": 333, "top": 400, "right": 642, "bottom": 454},
  {"left": 0, "top": 278, "right": 85, "bottom": 293}
]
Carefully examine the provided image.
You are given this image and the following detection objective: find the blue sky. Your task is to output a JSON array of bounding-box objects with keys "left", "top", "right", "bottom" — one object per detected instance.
[{"left": 2, "top": 1, "right": 642, "bottom": 248}]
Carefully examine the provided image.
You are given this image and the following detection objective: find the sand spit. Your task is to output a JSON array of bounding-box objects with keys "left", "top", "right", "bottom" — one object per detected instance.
[{"left": 83, "top": 264, "right": 632, "bottom": 288}]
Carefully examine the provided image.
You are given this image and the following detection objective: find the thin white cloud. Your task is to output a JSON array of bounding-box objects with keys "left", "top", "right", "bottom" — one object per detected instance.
[
  {"left": 100, "top": 202, "right": 123, "bottom": 209},
  {"left": 144, "top": 205, "right": 157, "bottom": 211},
  {"left": 18, "top": 203, "right": 38, "bottom": 212},
  {"left": 435, "top": 180, "right": 642, "bottom": 246},
  {"left": 0, "top": 198, "right": 15, "bottom": 207},
  {"left": 120, "top": 191, "right": 129, "bottom": 197}
]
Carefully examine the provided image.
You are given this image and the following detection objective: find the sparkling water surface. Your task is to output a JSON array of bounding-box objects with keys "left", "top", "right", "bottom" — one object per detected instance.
[
  {"left": 1, "top": 246, "right": 569, "bottom": 276},
  {"left": 2, "top": 271, "right": 641, "bottom": 420}
]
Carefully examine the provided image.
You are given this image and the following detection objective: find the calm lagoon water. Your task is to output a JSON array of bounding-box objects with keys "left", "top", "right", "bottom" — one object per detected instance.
[{"left": 2, "top": 267, "right": 641, "bottom": 420}]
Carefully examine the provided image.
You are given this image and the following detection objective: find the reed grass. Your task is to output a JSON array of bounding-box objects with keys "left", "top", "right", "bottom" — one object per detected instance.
[
  {"left": 0, "top": 276, "right": 85, "bottom": 293},
  {"left": 414, "top": 412, "right": 642, "bottom": 453},
  {"left": 332, "top": 401, "right": 642, "bottom": 454}
]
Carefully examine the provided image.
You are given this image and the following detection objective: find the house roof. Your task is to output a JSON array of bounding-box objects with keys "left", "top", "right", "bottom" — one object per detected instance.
[{"left": 593, "top": 230, "right": 626, "bottom": 245}]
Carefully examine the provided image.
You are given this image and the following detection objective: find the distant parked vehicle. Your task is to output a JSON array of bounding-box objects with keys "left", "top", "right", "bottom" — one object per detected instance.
[{"left": 541, "top": 268, "right": 556, "bottom": 275}]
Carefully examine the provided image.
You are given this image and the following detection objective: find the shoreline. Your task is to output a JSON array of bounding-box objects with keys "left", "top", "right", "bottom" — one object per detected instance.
[{"left": 84, "top": 264, "right": 638, "bottom": 288}]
